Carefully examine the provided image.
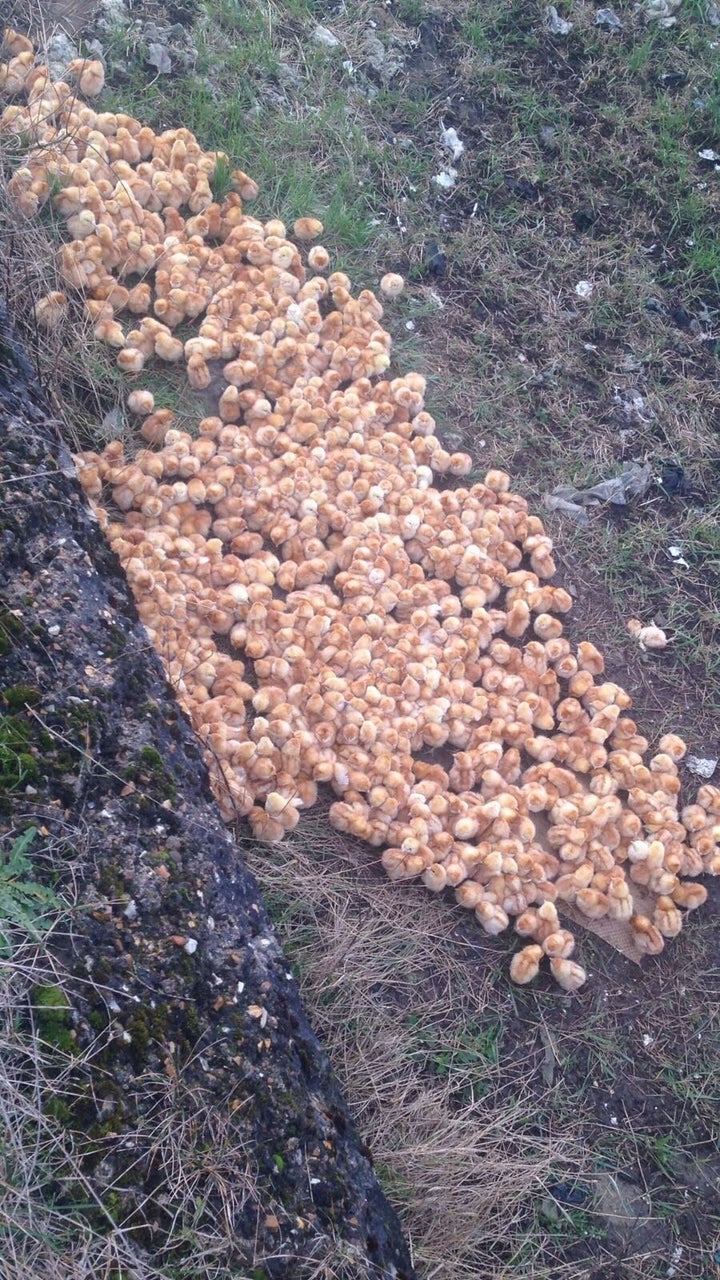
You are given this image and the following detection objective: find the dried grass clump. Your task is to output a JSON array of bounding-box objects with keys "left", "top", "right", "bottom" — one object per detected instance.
[
  {"left": 249, "top": 828, "right": 586, "bottom": 1278},
  {"left": 2, "top": 28, "right": 718, "bottom": 991}
]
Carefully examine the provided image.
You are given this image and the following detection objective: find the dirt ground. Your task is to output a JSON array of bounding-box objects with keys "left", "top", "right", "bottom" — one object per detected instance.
[{"left": 2, "top": 0, "right": 720, "bottom": 1275}]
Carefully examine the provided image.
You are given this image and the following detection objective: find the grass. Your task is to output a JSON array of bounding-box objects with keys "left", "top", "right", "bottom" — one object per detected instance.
[
  {"left": 1, "top": 0, "right": 720, "bottom": 1275},
  {"left": 246, "top": 824, "right": 587, "bottom": 1278}
]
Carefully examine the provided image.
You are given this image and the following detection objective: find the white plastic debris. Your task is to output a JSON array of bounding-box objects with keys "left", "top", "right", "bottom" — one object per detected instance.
[
  {"left": 667, "top": 1246, "right": 683, "bottom": 1280},
  {"left": 667, "top": 544, "right": 690, "bottom": 568},
  {"left": 312, "top": 25, "right": 340, "bottom": 47},
  {"left": 575, "top": 280, "right": 594, "bottom": 298},
  {"left": 544, "top": 461, "right": 653, "bottom": 524},
  {"left": 685, "top": 756, "right": 718, "bottom": 780},
  {"left": 547, "top": 5, "right": 574, "bottom": 33},
  {"left": 644, "top": 0, "right": 682, "bottom": 26},
  {"left": 698, "top": 148, "right": 720, "bottom": 161},
  {"left": 440, "top": 122, "right": 465, "bottom": 161},
  {"left": 433, "top": 168, "right": 458, "bottom": 190},
  {"left": 642, "top": 1033, "right": 654, "bottom": 1047},
  {"left": 708, "top": 2, "right": 720, "bottom": 25},
  {"left": 596, "top": 7, "right": 623, "bottom": 28},
  {"left": 614, "top": 388, "right": 655, "bottom": 425}
]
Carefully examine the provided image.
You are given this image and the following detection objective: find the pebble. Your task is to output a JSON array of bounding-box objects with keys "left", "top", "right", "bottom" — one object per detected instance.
[{"left": 312, "top": 25, "right": 340, "bottom": 48}]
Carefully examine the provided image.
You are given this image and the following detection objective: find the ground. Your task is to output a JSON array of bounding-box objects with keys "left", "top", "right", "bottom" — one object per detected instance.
[{"left": 1, "top": 0, "right": 720, "bottom": 1275}]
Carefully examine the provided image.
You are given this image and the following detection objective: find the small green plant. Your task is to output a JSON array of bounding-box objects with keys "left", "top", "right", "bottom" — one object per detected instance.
[
  {"left": 210, "top": 152, "right": 233, "bottom": 202},
  {"left": 0, "top": 827, "right": 60, "bottom": 955},
  {"left": 405, "top": 1014, "right": 500, "bottom": 1095}
]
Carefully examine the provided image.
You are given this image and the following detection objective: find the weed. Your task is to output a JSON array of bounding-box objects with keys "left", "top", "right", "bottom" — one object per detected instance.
[{"left": 0, "top": 827, "right": 60, "bottom": 955}]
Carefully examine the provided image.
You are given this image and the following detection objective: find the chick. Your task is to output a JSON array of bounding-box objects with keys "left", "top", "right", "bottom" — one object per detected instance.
[
  {"left": 541, "top": 929, "right": 575, "bottom": 959},
  {"left": 67, "top": 57, "right": 105, "bottom": 97},
  {"left": 671, "top": 882, "right": 707, "bottom": 911},
  {"left": 294, "top": 217, "right": 324, "bottom": 240},
  {"left": 509, "top": 944, "right": 544, "bottom": 984},
  {"left": 379, "top": 273, "right": 404, "bottom": 299},
  {"left": 549, "top": 958, "right": 587, "bottom": 992},
  {"left": 34, "top": 291, "right": 68, "bottom": 330},
  {"left": 308, "top": 245, "right": 330, "bottom": 272},
  {"left": 653, "top": 895, "right": 683, "bottom": 939},
  {"left": 630, "top": 914, "right": 665, "bottom": 956},
  {"left": 127, "top": 389, "right": 155, "bottom": 417},
  {"left": 627, "top": 619, "right": 670, "bottom": 652}
]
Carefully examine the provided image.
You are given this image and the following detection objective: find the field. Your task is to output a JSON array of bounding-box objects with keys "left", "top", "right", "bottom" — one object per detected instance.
[{"left": 2, "top": 0, "right": 720, "bottom": 1275}]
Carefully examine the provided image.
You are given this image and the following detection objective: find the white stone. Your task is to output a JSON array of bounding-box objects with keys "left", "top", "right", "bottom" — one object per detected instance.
[{"left": 312, "top": 25, "right": 340, "bottom": 48}]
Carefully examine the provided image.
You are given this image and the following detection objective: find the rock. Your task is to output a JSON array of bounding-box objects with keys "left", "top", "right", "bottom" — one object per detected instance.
[
  {"left": 659, "top": 460, "right": 688, "bottom": 495},
  {"left": 0, "top": 302, "right": 415, "bottom": 1280},
  {"left": 573, "top": 206, "right": 597, "bottom": 231},
  {"left": 643, "top": 0, "right": 682, "bottom": 26},
  {"left": 423, "top": 240, "right": 447, "bottom": 278},
  {"left": 96, "top": 0, "right": 129, "bottom": 29},
  {"left": 147, "top": 41, "right": 173, "bottom": 73},
  {"left": 593, "top": 1172, "right": 669, "bottom": 1255},
  {"left": 47, "top": 31, "right": 78, "bottom": 82},
  {"left": 364, "top": 32, "right": 405, "bottom": 79},
  {"left": 312, "top": 24, "right": 340, "bottom": 48},
  {"left": 276, "top": 61, "right": 303, "bottom": 89}
]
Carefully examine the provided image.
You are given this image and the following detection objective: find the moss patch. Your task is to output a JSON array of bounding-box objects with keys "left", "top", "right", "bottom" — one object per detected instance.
[{"left": 32, "top": 984, "right": 75, "bottom": 1055}]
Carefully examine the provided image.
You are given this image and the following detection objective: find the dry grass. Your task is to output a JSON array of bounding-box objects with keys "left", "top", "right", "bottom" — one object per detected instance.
[
  {"left": 0, "top": 930, "right": 143, "bottom": 1280},
  {"left": 0, "top": 837, "right": 385, "bottom": 1280},
  {"left": 247, "top": 823, "right": 587, "bottom": 1278},
  {"left": 0, "top": 162, "right": 125, "bottom": 452}
]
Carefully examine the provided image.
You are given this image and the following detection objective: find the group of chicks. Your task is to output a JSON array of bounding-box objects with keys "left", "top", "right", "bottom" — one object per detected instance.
[{"left": 3, "top": 29, "right": 718, "bottom": 990}]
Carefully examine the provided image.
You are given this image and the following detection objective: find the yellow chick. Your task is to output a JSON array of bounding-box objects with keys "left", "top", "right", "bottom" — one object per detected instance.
[
  {"left": 549, "top": 958, "right": 587, "bottom": 992},
  {"left": 509, "top": 944, "right": 544, "bottom": 984},
  {"left": 34, "top": 291, "right": 68, "bottom": 330},
  {"left": 627, "top": 618, "right": 670, "bottom": 652}
]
